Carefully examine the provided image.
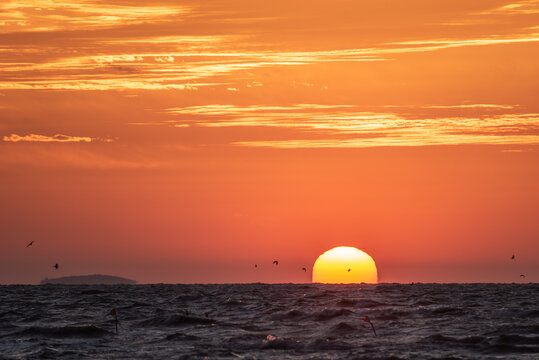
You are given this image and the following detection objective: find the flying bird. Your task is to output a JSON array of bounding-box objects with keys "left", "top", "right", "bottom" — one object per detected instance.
[
  {"left": 53, "top": 264, "right": 59, "bottom": 270},
  {"left": 273, "top": 260, "right": 278, "bottom": 265},
  {"left": 254, "top": 264, "right": 258, "bottom": 268},
  {"left": 511, "top": 255, "right": 515, "bottom": 260},
  {"left": 348, "top": 268, "right": 351, "bottom": 272},
  {"left": 302, "top": 267, "right": 307, "bottom": 272},
  {"left": 520, "top": 274, "right": 526, "bottom": 278},
  {"left": 26, "top": 241, "right": 34, "bottom": 248}
]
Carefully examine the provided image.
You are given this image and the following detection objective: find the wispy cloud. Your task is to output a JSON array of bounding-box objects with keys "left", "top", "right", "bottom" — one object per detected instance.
[
  {"left": 422, "top": 104, "right": 516, "bottom": 109},
  {"left": 0, "top": 0, "right": 538, "bottom": 91},
  {"left": 0, "top": 48, "right": 384, "bottom": 91},
  {"left": 0, "top": 80, "right": 205, "bottom": 91},
  {"left": 233, "top": 133, "right": 539, "bottom": 148},
  {"left": 385, "top": 34, "right": 539, "bottom": 52},
  {"left": 163, "top": 104, "right": 539, "bottom": 148},
  {"left": 3, "top": 133, "right": 95, "bottom": 143},
  {"left": 1, "top": 32, "right": 537, "bottom": 90},
  {"left": 481, "top": 0, "right": 539, "bottom": 15},
  {"left": 0, "top": 1, "right": 187, "bottom": 32},
  {"left": 166, "top": 104, "right": 354, "bottom": 116}
]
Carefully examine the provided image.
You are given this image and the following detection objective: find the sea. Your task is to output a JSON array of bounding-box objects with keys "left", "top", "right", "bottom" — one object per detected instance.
[{"left": 0, "top": 283, "right": 537, "bottom": 359}]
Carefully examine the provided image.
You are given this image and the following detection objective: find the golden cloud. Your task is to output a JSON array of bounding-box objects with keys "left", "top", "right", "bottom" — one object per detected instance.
[{"left": 3, "top": 133, "right": 93, "bottom": 143}]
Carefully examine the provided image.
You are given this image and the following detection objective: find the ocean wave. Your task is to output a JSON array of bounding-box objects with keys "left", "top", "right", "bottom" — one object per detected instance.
[
  {"left": 485, "top": 343, "right": 539, "bottom": 354},
  {"left": 355, "top": 300, "right": 387, "bottom": 308},
  {"left": 305, "top": 337, "right": 353, "bottom": 351},
  {"left": 424, "top": 333, "right": 539, "bottom": 354},
  {"left": 523, "top": 309, "right": 539, "bottom": 318},
  {"left": 270, "top": 309, "right": 307, "bottom": 321},
  {"left": 0, "top": 283, "right": 537, "bottom": 359},
  {"left": 10, "top": 325, "right": 112, "bottom": 338},
  {"left": 430, "top": 306, "right": 465, "bottom": 316},
  {"left": 79, "top": 289, "right": 106, "bottom": 295},
  {"left": 161, "top": 332, "right": 199, "bottom": 342},
  {"left": 0, "top": 310, "right": 22, "bottom": 319},
  {"left": 260, "top": 334, "right": 301, "bottom": 350},
  {"left": 336, "top": 298, "right": 357, "bottom": 307},
  {"left": 221, "top": 297, "right": 244, "bottom": 306},
  {"left": 138, "top": 314, "right": 215, "bottom": 327},
  {"left": 424, "top": 334, "right": 486, "bottom": 345},
  {"left": 302, "top": 290, "right": 335, "bottom": 299},
  {"left": 348, "top": 356, "right": 406, "bottom": 360},
  {"left": 118, "top": 301, "right": 153, "bottom": 313},
  {"left": 494, "top": 334, "right": 539, "bottom": 345},
  {"left": 374, "top": 309, "right": 410, "bottom": 321},
  {"left": 329, "top": 321, "right": 356, "bottom": 335},
  {"left": 314, "top": 308, "right": 353, "bottom": 321}
]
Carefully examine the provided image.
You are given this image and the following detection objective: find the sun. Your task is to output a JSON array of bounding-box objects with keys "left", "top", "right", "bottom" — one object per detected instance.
[{"left": 312, "top": 246, "right": 378, "bottom": 284}]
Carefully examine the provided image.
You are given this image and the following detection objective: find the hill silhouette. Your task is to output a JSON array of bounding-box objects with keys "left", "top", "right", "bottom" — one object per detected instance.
[{"left": 40, "top": 274, "right": 136, "bottom": 285}]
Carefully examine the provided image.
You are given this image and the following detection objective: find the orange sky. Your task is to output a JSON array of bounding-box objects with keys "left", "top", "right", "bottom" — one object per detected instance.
[{"left": 0, "top": 0, "right": 538, "bottom": 284}]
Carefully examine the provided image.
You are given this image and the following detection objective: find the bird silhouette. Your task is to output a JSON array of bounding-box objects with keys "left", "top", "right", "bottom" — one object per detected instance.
[
  {"left": 511, "top": 254, "right": 515, "bottom": 260},
  {"left": 273, "top": 260, "right": 278, "bottom": 265},
  {"left": 254, "top": 264, "right": 258, "bottom": 268},
  {"left": 302, "top": 267, "right": 307, "bottom": 272},
  {"left": 26, "top": 241, "right": 34, "bottom": 248},
  {"left": 520, "top": 274, "right": 526, "bottom": 278},
  {"left": 53, "top": 264, "right": 58, "bottom": 270},
  {"left": 347, "top": 268, "right": 351, "bottom": 272}
]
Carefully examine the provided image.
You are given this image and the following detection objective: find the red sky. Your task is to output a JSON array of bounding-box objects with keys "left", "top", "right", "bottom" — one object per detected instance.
[{"left": 0, "top": 0, "right": 538, "bottom": 284}]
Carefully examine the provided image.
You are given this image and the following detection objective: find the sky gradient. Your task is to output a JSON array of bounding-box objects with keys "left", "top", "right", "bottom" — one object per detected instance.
[{"left": 1, "top": 0, "right": 538, "bottom": 284}]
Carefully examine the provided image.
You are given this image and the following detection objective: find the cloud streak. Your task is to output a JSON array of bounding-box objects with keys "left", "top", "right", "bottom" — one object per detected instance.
[
  {"left": 0, "top": 1, "right": 538, "bottom": 151},
  {"left": 3, "top": 133, "right": 94, "bottom": 143},
  {"left": 164, "top": 104, "right": 539, "bottom": 148},
  {"left": 480, "top": 0, "right": 539, "bottom": 15},
  {"left": 1, "top": 32, "right": 537, "bottom": 90},
  {"left": 0, "top": 1, "right": 187, "bottom": 32},
  {"left": 0, "top": 1, "right": 538, "bottom": 90}
]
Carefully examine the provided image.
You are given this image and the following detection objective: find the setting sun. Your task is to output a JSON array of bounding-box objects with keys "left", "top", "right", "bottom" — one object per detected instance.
[{"left": 312, "top": 246, "right": 378, "bottom": 284}]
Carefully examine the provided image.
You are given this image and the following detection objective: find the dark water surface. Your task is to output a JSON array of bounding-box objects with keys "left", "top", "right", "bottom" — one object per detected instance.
[{"left": 0, "top": 283, "right": 537, "bottom": 359}]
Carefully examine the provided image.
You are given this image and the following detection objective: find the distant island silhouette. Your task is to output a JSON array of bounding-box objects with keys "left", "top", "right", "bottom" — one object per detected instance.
[{"left": 40, "top": 274, "right": 136, "bottom": 285}]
